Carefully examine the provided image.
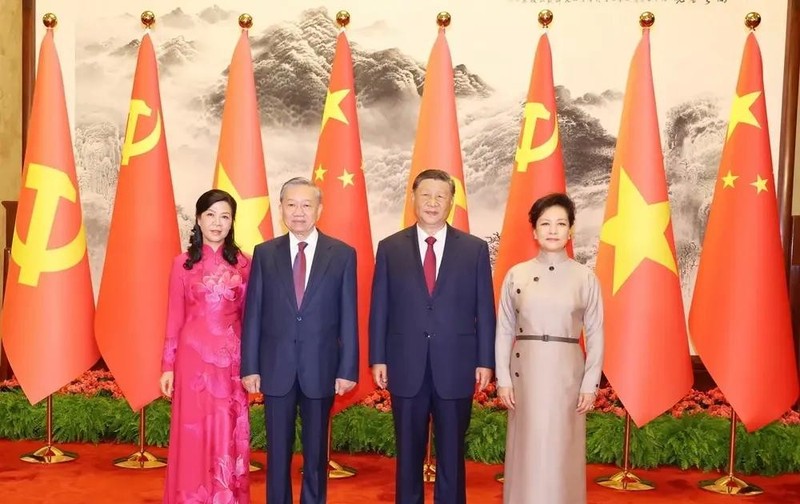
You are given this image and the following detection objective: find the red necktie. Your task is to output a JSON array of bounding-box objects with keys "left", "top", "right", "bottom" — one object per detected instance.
[
  {"left": 423, "top": 236, "right": 436, "bottom": 295},
  {"left": 293, "top": 241, "right": 307, "bottom": 308}
]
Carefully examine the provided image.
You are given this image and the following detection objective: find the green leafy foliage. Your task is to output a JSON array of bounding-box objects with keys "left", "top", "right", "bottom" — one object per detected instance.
[{"left": 1, "top": 392, "right": 798, "bottom": 475}]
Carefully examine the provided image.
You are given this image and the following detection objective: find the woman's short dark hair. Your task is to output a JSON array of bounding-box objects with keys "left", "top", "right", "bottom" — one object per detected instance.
[
  {"left": 184, "top": 189, "right": 242, "bottom": 269},
  {"left": 528, "top": 193, "right": 576, "bottom": 228},
  {"left": 411, "top": 169, "right": 456, "bottom": 195}
]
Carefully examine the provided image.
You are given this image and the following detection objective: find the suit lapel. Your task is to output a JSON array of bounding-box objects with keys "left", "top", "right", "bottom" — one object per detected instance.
[
  {"left": 301, "top": 232, "right": 333, "bottom": 310},
  {"left": 406, "top": 226, "right": 431, "bottom": 298},
  {"left": 433, "top": 225, "right": 458, "bottom": 297},
  {"left": 274, "top": 235, "right": 297, "bottom": 310}
]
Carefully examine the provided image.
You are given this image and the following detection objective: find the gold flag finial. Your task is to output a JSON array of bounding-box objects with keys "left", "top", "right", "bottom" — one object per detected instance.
[
  {"left": 639, "top": 11, "right": 655, "bottom": 29},
  {"left": 436, "top": 12, "right": 451, "bottom": 29},
  {"left": 42, "top": 13, "right": 58, "bottom": 29},
  {"left": 538, "top": 10, "right": 553, "bottom": 29},
  {"left": 745, "top": 12, "right": 761, "bottom": 31},
  {"left": 239, "top": 13, "right": 253, "bottom": 30},
  {"left": 336, "top": 10, "right": 350, "bottom": 29},
  {"left": 141, "top": 11, "right": 155, "bottom": 29}
]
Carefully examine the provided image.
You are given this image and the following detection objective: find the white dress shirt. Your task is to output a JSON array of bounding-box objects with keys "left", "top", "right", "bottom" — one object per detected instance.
[
  {"left": 289, "top": 227, "right": 319, "bottom": 288},
  {"left": 416, "top": 224, "right": 447, "bottom": 278}
]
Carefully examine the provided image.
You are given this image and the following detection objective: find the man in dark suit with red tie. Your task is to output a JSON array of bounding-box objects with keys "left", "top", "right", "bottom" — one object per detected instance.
[
  {"left": 241, "top": 177, "right": 358, "bottom": 504},
  {"left": 369, "top": 169, "right": 496, "bottom": 504}
]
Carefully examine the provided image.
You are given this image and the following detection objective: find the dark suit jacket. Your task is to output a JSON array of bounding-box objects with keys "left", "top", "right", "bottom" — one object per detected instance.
[
  {"left": 241, "top": 231, "right": 358, "bottom": 398},
  {"left": 369, "top": 225, "right": 495, "bottom": 399}
]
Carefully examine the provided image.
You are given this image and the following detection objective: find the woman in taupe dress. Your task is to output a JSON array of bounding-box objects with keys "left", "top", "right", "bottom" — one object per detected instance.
[{"left": 496, "top": 193, "right": 604, "bottom": 504}]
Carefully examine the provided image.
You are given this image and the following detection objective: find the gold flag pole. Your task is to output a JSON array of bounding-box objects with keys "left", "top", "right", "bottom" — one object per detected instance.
[
  {"left": 699, "top": 12, "right": 766, "bottom": 498},
  {"left": 236, "top": 11, "right": 264, "bottom": 473},
  {"left": 113, "top": 404, "right": 167, "bottom": 469},
  {"left": 699, "top": 410, "right": 762, "bottom": 495},
  {"left": 595, "top": 411, "right": 654, "bottom": 491},
  {"left": 494, "top": 8, "right": 554, "bottom": 483},
  {"left": 324, "top": 11, "right": 359, "bottom": 481},
  {"left": 20, "top": 394, "right": 78, "bottom": 463}
]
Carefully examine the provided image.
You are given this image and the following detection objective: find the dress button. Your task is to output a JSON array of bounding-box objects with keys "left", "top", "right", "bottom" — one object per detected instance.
[
  {"left": 514, "top": 372, "right": 520, "bottom": 377},
  {"left": 519, "top": 328, "right": 523, "bottom": 333},
  {"left": 296, "top": 315, "right": 302, "bottom": 322},
  {"left": 533, "top": 276, "right": 539, "bottom": 282},
  {"left": 549, "top": 266, "right": 555, "bottom": 271},
  {"left": 516, "top": 288, "right": 521, "bottom": 294},
  {"left": 515, "top": 352, "right": 520, "bottom": 358}
]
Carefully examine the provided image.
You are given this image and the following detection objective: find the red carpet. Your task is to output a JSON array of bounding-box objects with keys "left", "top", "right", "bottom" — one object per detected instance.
[{"left": 1, "top": 440, "right": 798, "bottom": 503}]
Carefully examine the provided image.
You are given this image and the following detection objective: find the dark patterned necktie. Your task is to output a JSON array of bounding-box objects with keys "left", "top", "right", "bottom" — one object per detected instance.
[
  {"left": 423, "top": 236, "right": 436, "bottom": 295},
  {"left": 293, "top": 241, "right": 307, "bottom": 307}
]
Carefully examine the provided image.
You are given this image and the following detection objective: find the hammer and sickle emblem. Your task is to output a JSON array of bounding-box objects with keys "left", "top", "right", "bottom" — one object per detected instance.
[
  {"left": 447, "top": 177, "right": 468, "bottom": 224},
  {"left": 11, "top": 163, "right": 87, "bottom": 287},
  {"left": 121, "top": 99, "right": 162, "bottom": 166},
  {"left": 515, "top": 102, "right": 559, "bottom": 172}
]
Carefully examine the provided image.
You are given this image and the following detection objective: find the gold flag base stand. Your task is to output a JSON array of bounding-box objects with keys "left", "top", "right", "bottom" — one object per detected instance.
[
  {"left": 249, "top": 461, "right": 263, "bottom": 473},
  {"left": 300, "top": 423, "right": 358, "bottom": 479},
  {"left": 699, "top": 475, "right": 763, "bottom": 496},
  {"left": 328, "top": 459, "right": 357, "bottom": 479},
  {"left": 423, "top": 417, "right": 435, "bottom": 483},
  {"left": 113, "top": 450, "right": 166, "bottom": 469},
  {"left": 114, "top": 405, "right": 165, "bottom": 469},
  {"left": 595, "top": 412, "right": 655, "bottom": 491},
  {"left": 698, "top": 411, "right": 763, "bottom": 496},
  {"left": 596, "top": 470, "right": 655, "bottom": 491},
  {"left": 21, "top": 445, "right": 78, "bottom": 464},
  {"left": 423, "top": 462, "right": 436, "bottom": 483},
  {"left": 495, "top": 473, "right": 504, "bottom": 483},
  {"left": 21, "top": 396, "right": 78, "bottom": 464}
]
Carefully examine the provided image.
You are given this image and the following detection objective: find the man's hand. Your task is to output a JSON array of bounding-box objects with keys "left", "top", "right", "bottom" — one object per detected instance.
[
  {"left": 335, "top": 378, "right": 357, "bottom": 396},
  {"left": 475, "top": 367, "right": 492, "bottom": 391},
  {"left": 242, "top": 374, "right": 261, "bottom": 394},
  {"left": 159, "top": 371, "right": 174, "bottom": 398},
  {"left": 372, "top": 364, "right": 388, "bottom": 389}
]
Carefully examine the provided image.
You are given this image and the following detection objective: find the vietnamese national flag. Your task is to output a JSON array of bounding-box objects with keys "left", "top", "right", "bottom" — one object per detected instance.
[
  {"left": 595, "top": 29, "right": 692, "bottom": 427},
  {"left": 402, "top": 27, "right": 469, "bottom": 232},
  {"left": 212, "top": 29, "right": 273, "bottom": 254},
  {"left": 95, "top": 33, "right": 181, "bottom": 412},
  {"left": 689, "top": 33, "right": 799, "bottom": 432},
  {"left": 311, "top": 30, "right": 375, "bottom": 415},
  {"left": 1, "top": 28, "right": 99, "bottom": 405},
  {"left": 493, "top": 33, "right": 567, "bottom": 302}
]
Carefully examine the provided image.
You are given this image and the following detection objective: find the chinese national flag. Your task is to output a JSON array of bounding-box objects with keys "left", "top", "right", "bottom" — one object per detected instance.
[
  {"left": 95, "top": 34, "right": 181, "bottom": 412},
  {"left": 493, "top": 33, "right": 567, "bottom": 302},
  {"left": 689, "top": 33, "right": 799, "bottom": 432},
  {"left": 1, "top": 29, "right": 99, "bottom": 405},
  {"left": 595, "top": 29, "right": 692, "bottom": 427},
  {"left": 311, "top": 31, "right": 374, "bottom": 415},
  {"left": 402, "top": 28, "right": 469, "bottom": 232},
  {"left": 212, "top": 29, "right": 273, "bottom": 254}
]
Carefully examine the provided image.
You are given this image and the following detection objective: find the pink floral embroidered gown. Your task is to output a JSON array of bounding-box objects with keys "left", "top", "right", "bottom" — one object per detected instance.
[{"left": 161, "top": 245, "right": 251, "bottom": 504}]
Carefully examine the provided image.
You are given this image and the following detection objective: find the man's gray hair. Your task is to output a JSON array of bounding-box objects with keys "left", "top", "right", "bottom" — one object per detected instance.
[{"left": 279, "top": 177, "right": 322, "bottom": 203}]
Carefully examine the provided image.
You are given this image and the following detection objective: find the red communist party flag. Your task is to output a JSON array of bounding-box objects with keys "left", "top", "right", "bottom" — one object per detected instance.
[
  {"left": 95, "top": 33, "right": 181, "bottom": 411},
  {"left": 1, "top": 28, "right": 99, "bottom": 405}
]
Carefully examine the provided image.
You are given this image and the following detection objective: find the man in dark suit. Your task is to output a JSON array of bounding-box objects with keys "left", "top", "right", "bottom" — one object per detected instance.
[
  {"left": 242, "top": 177, "right": 358, "bottom": 504},
  {"left": 369, "top": 169, "right": 496, "bottom": 504}
]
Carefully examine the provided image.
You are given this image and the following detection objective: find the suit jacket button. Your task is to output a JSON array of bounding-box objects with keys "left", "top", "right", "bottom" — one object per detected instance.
[
  {"left": 426, "top": 304, "right": 433, "bottom": 311},
  {"left": 296, "top": 315, "right": 302, "bottom": 322}
]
